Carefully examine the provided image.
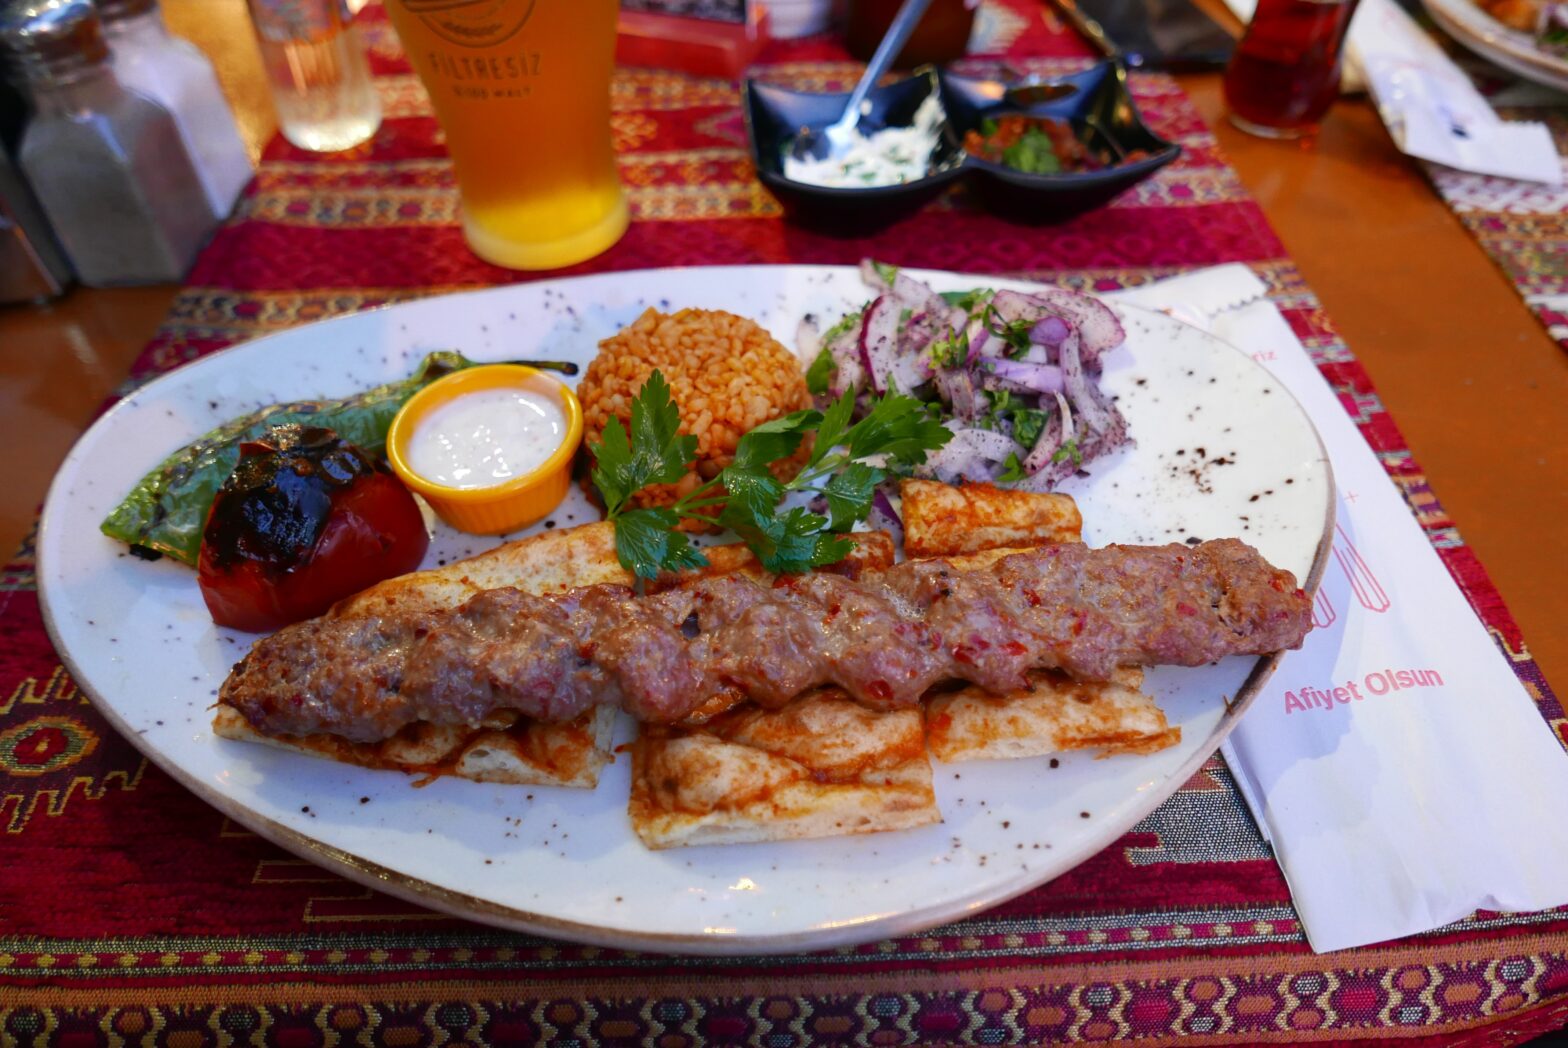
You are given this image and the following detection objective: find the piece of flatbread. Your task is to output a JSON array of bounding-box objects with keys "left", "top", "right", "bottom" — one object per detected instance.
[
  {"left": 627, "top": 530, "right": 942, "bottom": 848},
  {"left": 926, "top": 668, "right": 1180, "bottom": 761},
  {"left": 899, "top": 480, "right": 1180, "bottom": 762},
  {"left": 628, "top": 690, "right": 939, "bottom": 849},
  {"left": 901, "top": 478, "right": 1082, "bottom": 558},
  {"left": 212, "top": 705, "right": 618, "bottom": 787},
  {"left": 333, "top": 520, "right": 631, "bottom": 618},
  {"left": 213, "top": 524, "right": 637, "bottom": 786}
]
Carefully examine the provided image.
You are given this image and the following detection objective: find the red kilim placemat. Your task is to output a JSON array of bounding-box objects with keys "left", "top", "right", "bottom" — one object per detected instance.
[
  {"left": 1424, "top": 97, "right": 1568, "bottom": 356},
  {"left": 2, "top": 3, "right": 1565, "bottom": 1043},
  {"left": 1395, "top": 41, "right": 1568, "bottom": 358}
]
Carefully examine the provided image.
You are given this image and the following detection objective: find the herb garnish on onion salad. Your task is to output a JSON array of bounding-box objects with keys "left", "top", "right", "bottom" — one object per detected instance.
[{"left": 799, "top": 261, "right": 1133, "bottom": 495}]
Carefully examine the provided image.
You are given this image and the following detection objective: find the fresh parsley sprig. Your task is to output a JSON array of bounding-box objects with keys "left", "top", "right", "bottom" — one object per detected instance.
[
  {"left": 588, "top": 370, "right": 709, "bottom": 578},
  {"left": 981, "top": 302, "right": 1036, "bottom": 356},
  {"left": 929, "top": 324, "right": 969, "bottom": 369},
  {"left": 589, "top": 370, "right": 950, "bottom": 580}
]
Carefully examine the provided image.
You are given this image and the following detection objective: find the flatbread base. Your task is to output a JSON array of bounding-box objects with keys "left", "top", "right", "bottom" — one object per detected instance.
[
  {"left": 925, "top": 668, "right": 1180, "bottom": 762},
  {"left": 213, "top": 705, "right": 617, "bottom": 787},
  {"left": 899, "top": 480, "right": 1179, "bottom": 763},
  {"left": 628, "top": 691, "right": 939, "bottom": 849}
]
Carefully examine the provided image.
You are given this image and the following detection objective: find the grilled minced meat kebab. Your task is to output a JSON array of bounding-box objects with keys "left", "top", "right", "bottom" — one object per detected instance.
[{"left": 221, "top": 539, "right": 1310, "bottom": 743}]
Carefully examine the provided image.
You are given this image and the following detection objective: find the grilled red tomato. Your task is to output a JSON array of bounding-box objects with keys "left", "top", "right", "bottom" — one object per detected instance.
[{"left": 198, "top": 424, "right": 429, "bottom": 632}]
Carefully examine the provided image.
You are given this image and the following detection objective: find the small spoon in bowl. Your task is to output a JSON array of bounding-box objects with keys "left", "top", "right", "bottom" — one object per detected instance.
[{"left": 787, "top": 0, "right": 936, "bottom": 165}]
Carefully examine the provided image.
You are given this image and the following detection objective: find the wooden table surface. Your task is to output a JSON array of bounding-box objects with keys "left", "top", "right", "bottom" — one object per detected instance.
[{"left": 2, "top": 3, "right": 1563, "bottom": 691}]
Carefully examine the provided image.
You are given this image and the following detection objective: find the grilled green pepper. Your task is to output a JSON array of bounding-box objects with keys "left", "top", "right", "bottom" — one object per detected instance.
[{"left": 101, "top": 351, "right": 578, "bottom": 566}]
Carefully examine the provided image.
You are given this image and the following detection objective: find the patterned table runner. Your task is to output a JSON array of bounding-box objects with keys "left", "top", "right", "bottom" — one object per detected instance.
[
  {"left": 1426, "top": 103, "right": 1568, "bottom": 351},
  {"left": 2, "top": 4, "right": 1565, "bottom": 1043},
  {"left": 1395, "top": 41, "right": 1568, "bottom": 353}
]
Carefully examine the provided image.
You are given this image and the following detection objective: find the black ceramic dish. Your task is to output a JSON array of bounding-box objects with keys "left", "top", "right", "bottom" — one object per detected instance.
[
  {"left": 743, "top": 69, "right": 965, "bottom": 236},
  {"left": 743, "top": 60, "right": 1180, "bottom": 233},
  {"left": 937, "top": 61, "right": 1181, "bottom": 224}
]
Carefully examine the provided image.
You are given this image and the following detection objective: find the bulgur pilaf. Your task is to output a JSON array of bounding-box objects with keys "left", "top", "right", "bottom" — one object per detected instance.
[{"left": 579, "top": 308, "right": 811, "bottom": 516}]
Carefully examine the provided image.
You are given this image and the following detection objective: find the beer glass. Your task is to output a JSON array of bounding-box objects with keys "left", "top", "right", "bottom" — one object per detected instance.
[{"left": 384, "top": 0, "right": 629, "bottom": 270}]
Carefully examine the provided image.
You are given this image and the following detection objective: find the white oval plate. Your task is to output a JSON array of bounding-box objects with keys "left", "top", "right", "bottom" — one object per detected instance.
[
  {"left": 1424, "top": 0, "right": 1568, "bottom": 93},
  {"left": 39, "top": 265, "right": 1332, "bottom": 955}
]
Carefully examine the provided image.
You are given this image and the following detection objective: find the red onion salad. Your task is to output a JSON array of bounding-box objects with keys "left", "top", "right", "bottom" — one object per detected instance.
[{"left": 799, "top": 261, "right": 1132, "bottom": 492}]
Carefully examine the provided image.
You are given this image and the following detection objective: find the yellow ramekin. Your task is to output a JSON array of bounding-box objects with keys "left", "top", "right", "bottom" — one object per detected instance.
[{"left": 386, "top": 364, "right": 583, "bottom": 535}]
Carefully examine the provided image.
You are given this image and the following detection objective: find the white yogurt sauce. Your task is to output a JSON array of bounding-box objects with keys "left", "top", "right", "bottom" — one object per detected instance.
[
  {"left": 782, "top": 94, "right": 946, "bottom": 188},
  {"left": 408, "top": 387, "right": 566, "bottom": 489}
]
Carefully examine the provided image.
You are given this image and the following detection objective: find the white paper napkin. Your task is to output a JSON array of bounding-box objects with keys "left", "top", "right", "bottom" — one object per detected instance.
[
  {"left": 1357, "top": 0, "right": 1562, "bottom": 182},
  {"left": 1220, "top": 0, "right": 1562, "bottom": 183},
  {"left": 1112, "top": 265, "right": 1568, "bottom": 953}
]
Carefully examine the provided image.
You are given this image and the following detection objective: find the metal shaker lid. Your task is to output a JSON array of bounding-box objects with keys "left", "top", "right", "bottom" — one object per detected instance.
[{"left": 0, "top": 0, "right": 111, "bottom": 83}]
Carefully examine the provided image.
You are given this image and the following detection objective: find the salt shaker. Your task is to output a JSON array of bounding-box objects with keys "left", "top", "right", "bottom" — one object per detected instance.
[
  {"left": 0, "top": 0, "right": 219, "bottom": 285},
  {"left": 96, "top": 0, "right": 253, "bottom": 216}
]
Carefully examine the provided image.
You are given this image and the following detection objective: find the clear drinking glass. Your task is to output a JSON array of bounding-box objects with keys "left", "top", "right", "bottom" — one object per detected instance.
[
  {"left": 1223, "top": 0, "right": 1361, "bottom": 138},
  {"left": 247, "top": 0, "right": 382, "bottom": 152}
]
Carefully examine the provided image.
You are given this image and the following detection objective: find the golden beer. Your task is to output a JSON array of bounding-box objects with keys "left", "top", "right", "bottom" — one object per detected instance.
[{"left": 384, "top": 0, "right": 629, "bottom": 270}]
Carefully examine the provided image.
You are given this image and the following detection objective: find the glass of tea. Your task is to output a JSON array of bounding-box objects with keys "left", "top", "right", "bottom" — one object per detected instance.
[
  {"left": 383, "top": 0, "right": 629, "bottom": 270},
  {"left": 1222, "top": 0, "right": 1361, "bottom": 138},
  {"left": 845, "top": 0, "right": 976, "bottom": 67}
]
